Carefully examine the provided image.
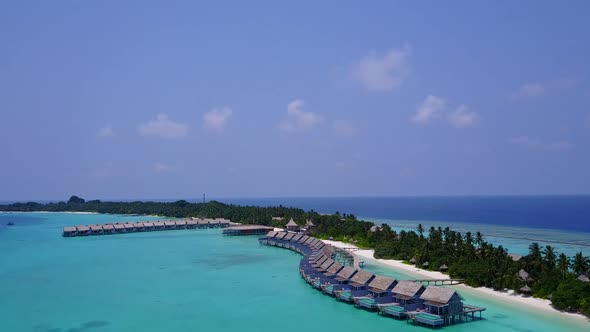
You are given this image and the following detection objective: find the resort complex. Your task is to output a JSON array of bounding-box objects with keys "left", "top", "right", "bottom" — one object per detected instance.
[{"left": 259, "top": 230, "right": 486, "bottom": 328}]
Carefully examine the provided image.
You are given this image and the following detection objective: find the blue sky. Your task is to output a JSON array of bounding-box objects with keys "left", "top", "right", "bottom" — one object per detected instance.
[{"left": 1, "top": 1, "right": 589, "bottom": 200}]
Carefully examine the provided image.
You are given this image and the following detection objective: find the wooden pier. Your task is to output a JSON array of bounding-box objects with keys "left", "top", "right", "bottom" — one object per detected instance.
[
  {"left": 410, "top": 279, "right": 465, "bottom": 286},
  {"left": 62, "top": 218, "right": 231, "bottom": 237},
  {"left": 222, "top": 225, "right": 274, "bottom": 236}
]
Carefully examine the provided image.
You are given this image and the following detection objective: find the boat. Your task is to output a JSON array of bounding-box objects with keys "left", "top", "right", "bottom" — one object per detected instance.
[{"left": 7, "top": 222, "right": 14, "bottom": 226}]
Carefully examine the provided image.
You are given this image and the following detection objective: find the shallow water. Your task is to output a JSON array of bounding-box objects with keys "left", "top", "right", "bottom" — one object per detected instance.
[{"left": 0, "top": 212, "right": 588, "bottom": 331}]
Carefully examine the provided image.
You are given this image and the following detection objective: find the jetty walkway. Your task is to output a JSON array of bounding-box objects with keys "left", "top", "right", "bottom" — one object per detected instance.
[
  {"left": 62, "top": 218, "right": 231, "bottom": 237},
  {"left": 259, "top": 231, "right": 485, "bottom": 329}
]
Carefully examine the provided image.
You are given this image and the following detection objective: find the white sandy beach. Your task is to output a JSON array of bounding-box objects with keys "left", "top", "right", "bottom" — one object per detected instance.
[{"left": 321, "top": 239, "right": 589, "bottom": 322}]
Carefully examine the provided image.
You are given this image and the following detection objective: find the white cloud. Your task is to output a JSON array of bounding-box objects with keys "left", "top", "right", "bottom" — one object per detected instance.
[
  {"left": 333, "top": 120, "right": 357, "bottom": 137},
  {"left": 513, "top": 82, "right": 545, "bottom": 99},
  {"left": 412, "top": 95, "right": 445, "bottom": 125},
  {"left": 545, "top": 141, "right": 573, "bottom": 151},
  {"left": 509, "top": 136, "right": 572, "bottom": 151},
  {"left": 277, "top": 99, "right": 322, "bottom": 133},
  {"left": 448, "top": 105, "right": 478, "bottom": 128},
  {"left": 137, "top": 113, "right": 188, "bottom": 138},
  {"left": 352, "top": 47, "right": 410, "bottom": 92},
  {"left": 510, "top": 136, "right": 540, "bottom": 149},
  {"left": 152, "top": 162, "right": 174, "bottom": 173},
  {"left": 97, "top": 125, "right": 114, "bottom": 137},
  {"left": 203, "top": 107, "right": 233, "bottom": 132}
]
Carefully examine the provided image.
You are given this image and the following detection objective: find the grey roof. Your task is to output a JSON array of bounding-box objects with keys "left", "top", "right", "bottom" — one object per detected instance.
[
  {"left": 518, "top": 269, "right": 530, "bottom": 281},
  {"left": 509, "top": 254, "right": 523, "bottom": 261},
  {"left": 141, "top": 222, "right": 153, "bottom": 227},
  {"left": 308, "top": 238, "right": 320, "bottom": 246},
  {"left": 439, "top": 264, "right": 448, "bottom": 270},
  {"left": 336, "top": 266, "right": 357, "bottom": 280},
  {"left": 349, "top": 270, "right": 374, "bottom": 285},
  {"left": 368, "top": 276, "right": 397, "bottom": 292},
  {"left": 102, "top": 224, "right": 115, "bottom": 230},
  {"left": 113, "top": 224, "right": 125, "bottom": 230},
  {"left": 305, "top": 219, "right": 314, "bottom": 226},
  {"left": 577, "top": 275, "right": 590, "bottom": 282},
  {"left": 313, "top": 256, "right": 328, "bottom": 265},
  {"left": 153, "top": 221, "right": 165, "bottom": 227},
  {"left": 164, "top": 221, "right": 176, "bottom": 226},
  {"left": 285, "top": 218, "right": 298, "bottom": 227},
  {"left": 76, "top": 225, "right": 90, "bottom": 231},
  {"left": 325, "top": 262, "right": 343, "bottom": 275},
  {"left": 298, "top": 235, "right": 309, "bottom": 243},
  {"left": 266, "top": 231, "right": 277, "bottom": 237},
  {"left": 89, "top": 225, "right": 103, "bottom": 231},
  {"left": 175, "top": 220, "right": 187, "bottom": 226},
  {"left": 63, "top": 226, "right": 77, "bottom": 232},
  {"left": 420, "top": 286, "right": 459, "bottom": 304},
  {"left": 422, "top": 261, "right": 429, "bottom": 267},
  {"left": 275, "top": 232, "right": 287, "bottom": 239},
  {"left": 283, "top": 233, "right": 295, "bottom": 241},
  {"left": 304, "top": 237, "right": 315, "bottom": 245},
  {"left": 186, "top": 220, "right": 197, "bottom": 225},
  {"left": 320, "top": 259, "right": 335, "bottom": 270},
  {"left": 409, "top": 258, "right": 416, "bottom": 264},
  {"left": 392, "top": 280, "right": 423, "bottom": 298},
  {"left": 291, "top": 234, "right": 303, "bottom": 242}
]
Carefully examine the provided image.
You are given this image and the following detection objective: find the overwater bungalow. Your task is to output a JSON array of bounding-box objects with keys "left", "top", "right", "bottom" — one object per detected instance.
[
  {"left": 140, "top": 222, "right": 151, "bottom": 231},
  {"left": 113, "top": 223, "right": 126, "bottom": 233},
  {"left": 62, "top": 226, "right": 77, "bottom": 237},
  {"left": 311, "top": 262, "right": 344, "bottom": 288},
  {"left": 275, "top": 232, "right": 287, "bottom": 240},
  {"left": 123, "top": 223, "right": 136, "bottom": 232},
  {"left": 186, "top": 220, "right": 198, "bottom": 229},
  {"left": 335, "top": 270, "right": 376, "bottom": 301},
  {"left": 75, "top": 225, "right": 90, "bottom": 236},
  {"left": 297, "top": 235, "right": 309, "bottom": 243},
  {"left": 322, "top": 266, "right": 357, "bottom": 295},
  {"left": 175, "top": 220, "right": 187, "bottom": 229},
  {"left": 291, "top": 234, "right": 303, "bottom": 242},
  {"left": 418, "top": 286, "right": 464, "bottom": 326},
  {"left": 283, "top": 233, "right": 295, "bottom": 241},
  {"left": 392, "top": 280, "right": 425, "bottom": 310},
  {"left": 153, "top": 221, "right": 165, "bottom": 230},
  {"left": 164, "top": 221, "right": 176, "bottom": 230},
  {"left": 353, "top": 276, "right": 398, "bottom": 310},
  {"left": 102, "top": 224, "right": 115, "bottom": 234},
  {"left": 89, "top": 224, "right": 103, "bottom": 235}
]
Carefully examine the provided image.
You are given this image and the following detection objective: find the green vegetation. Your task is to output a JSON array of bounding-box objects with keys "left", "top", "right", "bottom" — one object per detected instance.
[{"left": 1, "top": 196, "right": 589, "bottom": 317}]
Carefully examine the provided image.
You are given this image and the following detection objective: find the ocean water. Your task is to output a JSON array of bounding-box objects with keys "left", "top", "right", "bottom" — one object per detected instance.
[
  {"left": 0, "top": 212, "right": 588, "bottom": 332},
  {"left": 221, "top": 196, "right": 590, "bottom": 257}
]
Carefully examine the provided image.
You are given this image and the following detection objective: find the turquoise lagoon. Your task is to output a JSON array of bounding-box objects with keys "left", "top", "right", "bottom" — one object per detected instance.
[{"left": 0, "top": 212, "right": 588, "bottom": 332}]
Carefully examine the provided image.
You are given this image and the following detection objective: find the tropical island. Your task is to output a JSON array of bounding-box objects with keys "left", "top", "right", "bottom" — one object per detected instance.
[{"left": 1, "top": 196, "right": 589, "bottom": 318}]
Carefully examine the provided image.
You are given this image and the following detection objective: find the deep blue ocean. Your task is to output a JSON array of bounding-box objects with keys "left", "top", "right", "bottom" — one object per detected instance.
[{"left": 218, "top": 196, "right": 590, "bottom": 233}]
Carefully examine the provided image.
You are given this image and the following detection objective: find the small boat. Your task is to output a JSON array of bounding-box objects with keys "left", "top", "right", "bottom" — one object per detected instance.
[{"left": 7, "top": 222, "right": 14, "bottom": 226}]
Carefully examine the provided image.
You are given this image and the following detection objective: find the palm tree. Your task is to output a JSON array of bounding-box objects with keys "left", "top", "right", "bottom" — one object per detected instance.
[
  {"left": 543, "top": 245, "right": 557, "bottom": 270},
  {"left": 475, "top": 231, "right": 484, "bottom": 248},
  {"left": 464, "top": 232, "right": 473, "bottom": 246},
  {"left": 572, "top": 252, "right": 590, "bottom": 275},
  {"left": 528, "top": 242, "right": 542, "bottom": 261},
  {"left": 558, "top": 253, "right": 570, "bottom": 280},
  {"left": 417, "top": 224, "right": 424, "bottom": 237}
]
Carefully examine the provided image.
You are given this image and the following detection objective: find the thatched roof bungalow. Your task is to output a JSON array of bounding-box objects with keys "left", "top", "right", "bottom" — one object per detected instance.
[
  {"left": 420, "top": 286, "right": 464, "bottom": 316},
  {"left": 392, "top": 280, "right": 425, "bottom": 304},
  {"left": 285, "top": 218, "right": 299, "bottom": 232}
]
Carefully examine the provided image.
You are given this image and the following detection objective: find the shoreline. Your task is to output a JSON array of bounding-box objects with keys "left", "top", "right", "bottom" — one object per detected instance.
[{"left": 322, "top": 239, "right": 589, "bottom": 323}]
